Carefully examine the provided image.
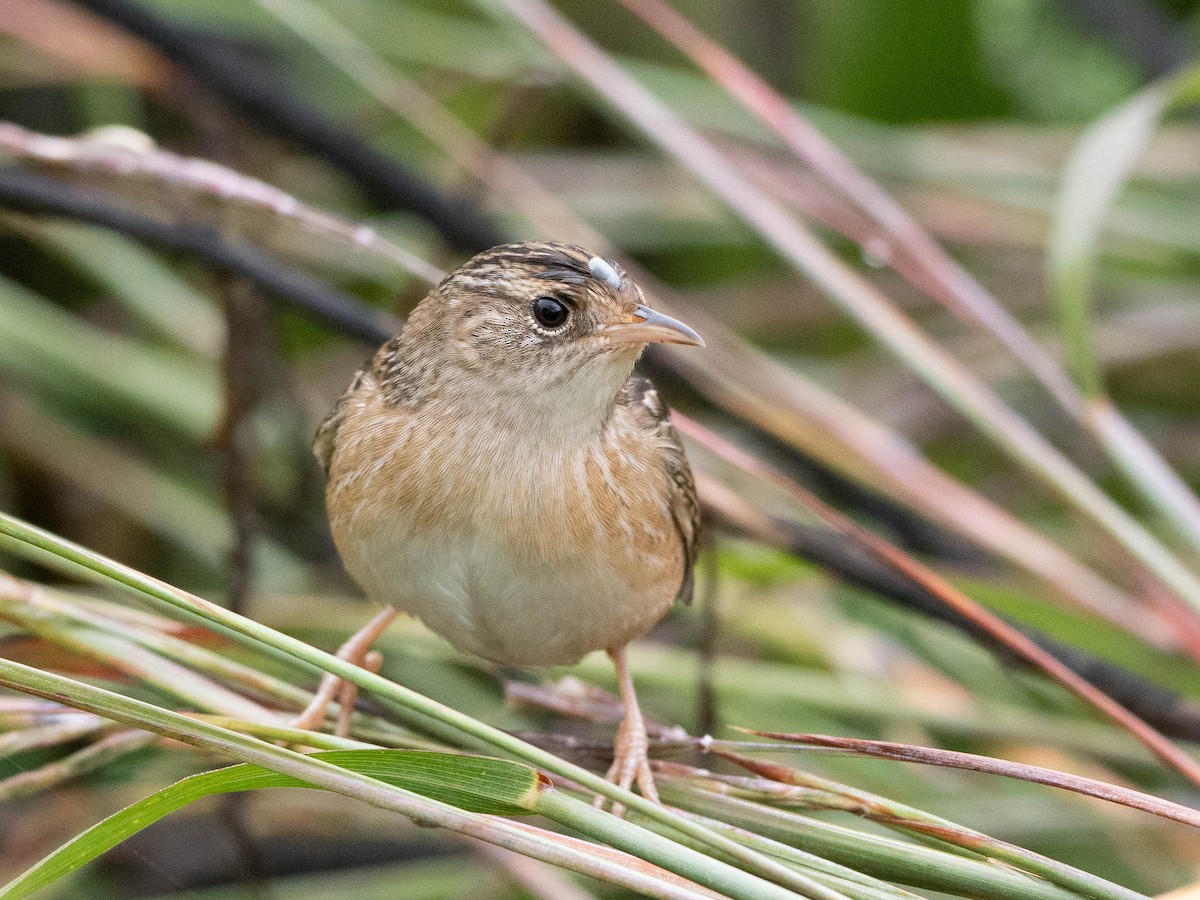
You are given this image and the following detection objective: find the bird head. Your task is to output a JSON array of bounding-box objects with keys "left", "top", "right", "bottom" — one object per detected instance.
[{"left": 388, "top": 242, "right": 702, "bottom": 417}]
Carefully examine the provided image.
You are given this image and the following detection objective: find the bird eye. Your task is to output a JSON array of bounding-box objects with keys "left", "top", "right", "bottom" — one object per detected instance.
[{"left": 532, "top": 295, "right": 569, "bottom": 329}]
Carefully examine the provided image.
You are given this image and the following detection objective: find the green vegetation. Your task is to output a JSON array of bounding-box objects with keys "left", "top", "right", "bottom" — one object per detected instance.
[{"left": 2, "top": 0, "right": 1200, "bottom": 896}]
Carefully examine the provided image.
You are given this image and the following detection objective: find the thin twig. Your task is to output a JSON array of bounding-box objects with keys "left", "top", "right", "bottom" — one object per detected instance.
[
  {"left": 0, "top": 122, "right": 445, "bottom": 284},
  {"left": 732, "top": 733, "right": 1200, "bottom": 829},
  {"left": 218, "top": 277, "right": 259, "bottom": 615}
]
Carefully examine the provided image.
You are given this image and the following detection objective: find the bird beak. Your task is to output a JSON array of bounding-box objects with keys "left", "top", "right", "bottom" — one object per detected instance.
[{"left": 602, "top": 305, "right": 705, "bottom": 347}]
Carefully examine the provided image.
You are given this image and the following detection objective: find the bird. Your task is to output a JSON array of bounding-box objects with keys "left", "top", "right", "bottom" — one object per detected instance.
[{"left": 314, "top": 241, "right": 703, "bottom": 805}]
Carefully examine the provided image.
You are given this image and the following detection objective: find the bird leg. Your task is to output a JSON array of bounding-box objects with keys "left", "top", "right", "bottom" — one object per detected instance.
[
  {"left": 291, "top": 606, "right": 397, "bottom": 738},
  {"left": 595, "top": 645, "right": 659, "bottom": 815}
]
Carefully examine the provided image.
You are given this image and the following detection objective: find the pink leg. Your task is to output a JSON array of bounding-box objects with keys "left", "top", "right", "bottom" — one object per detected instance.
[{"left": 595, "top": 645, "right": 659, "bottom": 815}]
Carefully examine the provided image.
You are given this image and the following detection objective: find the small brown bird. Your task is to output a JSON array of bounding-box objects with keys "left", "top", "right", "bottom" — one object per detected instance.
[{"left": 315, "top": 241, "right": 702, "bottom": 803}]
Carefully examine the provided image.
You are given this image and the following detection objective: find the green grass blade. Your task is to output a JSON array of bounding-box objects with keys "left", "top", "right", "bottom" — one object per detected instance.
[
  {"left": 1049, "top": 63, "right": 1200, "bottom": 397},
  {"left": 0, "top": 274, "right": 219, "bottom": 437},
  {"left": 1049, "top": 62, "right": 1200, "bottom": 551},
  {"left": 659, "top": 780, "right": 1138, "bottom": 900},
  {"left": 4, "top": 217, "right": 222, "bottom": 358},
  {"left": 1, "top": 748, "right": 540, "bottom": 900}
]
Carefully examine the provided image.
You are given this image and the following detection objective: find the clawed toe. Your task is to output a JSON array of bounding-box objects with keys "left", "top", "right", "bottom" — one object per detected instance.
[
  {"left": 635, "top": 755, "right": 659, "bottom": 804},
  {"left": 290, "top": 606, "right": 397, "bottom": 739},
  {"left": 594, "top": 716, "right": 660, "bottom": 816}
]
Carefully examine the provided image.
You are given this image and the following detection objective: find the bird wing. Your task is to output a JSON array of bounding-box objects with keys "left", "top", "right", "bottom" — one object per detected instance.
[
  {"left": 313, "top": 366, "right": 371, "bottom": 476},
  {"left": 620, "top": 373, "right": 701, "bottom": 604}
]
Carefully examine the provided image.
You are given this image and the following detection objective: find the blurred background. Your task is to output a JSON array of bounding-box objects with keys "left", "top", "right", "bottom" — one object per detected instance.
[{"left": 3, "top": 0, "right": 1200, "bottom": 896}]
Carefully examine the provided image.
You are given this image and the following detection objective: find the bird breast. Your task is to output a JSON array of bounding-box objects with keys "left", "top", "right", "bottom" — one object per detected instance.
[{"left": 325, "top": 391, "right": 683, "bottom": 667}]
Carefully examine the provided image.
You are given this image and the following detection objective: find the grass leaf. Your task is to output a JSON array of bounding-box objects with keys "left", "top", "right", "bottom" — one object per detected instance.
[
  {"left": 0, "top": 748, "right": 542, "bottom": 900},
  {"left": 1049, "top": 61, "right": 1200, "bottom": 550}
]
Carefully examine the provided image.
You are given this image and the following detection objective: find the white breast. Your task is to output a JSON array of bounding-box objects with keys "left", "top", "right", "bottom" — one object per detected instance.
[{"left": 344, "top": 520, "right": 668, "bottom": 666}]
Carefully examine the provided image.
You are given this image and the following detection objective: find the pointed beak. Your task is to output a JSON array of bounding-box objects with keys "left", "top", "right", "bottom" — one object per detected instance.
[{"left": 601, "top": 305, "right": 705, "bottom": 347}]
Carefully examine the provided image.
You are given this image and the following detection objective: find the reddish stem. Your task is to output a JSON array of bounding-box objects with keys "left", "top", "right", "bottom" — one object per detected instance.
[{"left": 674, "top": 411, "right": 1200, "bottom": 791}]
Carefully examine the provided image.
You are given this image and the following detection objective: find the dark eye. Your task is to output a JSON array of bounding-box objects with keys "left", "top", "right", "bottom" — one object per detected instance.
[{"left": 532, "top": 295, "right": 569, "bottom": 329}]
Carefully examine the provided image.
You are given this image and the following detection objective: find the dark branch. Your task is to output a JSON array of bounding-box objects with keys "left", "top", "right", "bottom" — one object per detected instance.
[
  {"left": 754, "top": 514, "right": 1200, "bottom": 744},
  {"left": 68, "top": 0, "right": 506, "bottom": 253},
  {"left": 0, "top": 165, "right": 397, "bottom": 344}
]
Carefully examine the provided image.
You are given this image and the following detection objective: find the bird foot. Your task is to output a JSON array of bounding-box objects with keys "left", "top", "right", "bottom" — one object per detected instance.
[
  {"left": 593, "top": 646, "right": 660, "bottom": 817},
  {"left": 291, "top": 606, "right": 397, "bottom": 738},
  {"left": 595, "top": 712, "right": 659, "bottom": 817}
]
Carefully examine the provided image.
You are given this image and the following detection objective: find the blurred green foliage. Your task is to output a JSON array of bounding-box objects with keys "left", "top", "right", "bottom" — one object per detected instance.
[{"left": 3, "top": 0, "right": 1200, "bottom": 896}]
